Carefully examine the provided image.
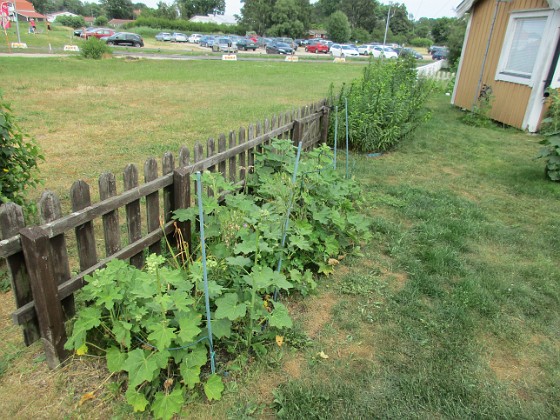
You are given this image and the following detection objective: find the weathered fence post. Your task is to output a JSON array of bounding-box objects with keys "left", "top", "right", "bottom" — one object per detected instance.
[
  {"left": 99, "top": 172, "right": 121, "bottom": 257},
  {"left": 39, "top": 191, "right": 75, "bottom": 319},
  {"left": 228, "top": 131, "right": 237, "bottom": 184},
  {"left": 292, "top": 119, "right": 304, "bottom": 146},
  {"left": 238, "top": 127, "right": 246, "bottom": 182},
  {"left": 123, "top": 165, "right": 143, "bottom": 268},
  {"left": 70, "top": 180, "right": 98, "bottom": 273},
  {"left": 173, "top": 166, "right": 191, "bottom": 254},
  {"left": 320, "top": 101, "right": 330, "bottom": 145},
  {"left": 0, "top": 203, "right": 40, "bottom": 345},
  {"left": 144, "top": 158, "right": 161, "bottom": 256},
  {"left": 19, "top": 226, "right": 68, "bottom": 369}
]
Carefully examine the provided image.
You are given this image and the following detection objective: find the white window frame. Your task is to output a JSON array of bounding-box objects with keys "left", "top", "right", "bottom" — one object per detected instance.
[{"left": 495, "top": 9, "right": 553, "bottom": 87}]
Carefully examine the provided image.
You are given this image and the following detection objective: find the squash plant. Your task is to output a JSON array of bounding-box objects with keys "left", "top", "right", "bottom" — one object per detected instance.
[{"left": 65, "top": 140, "right": 370, "bottom": 418}]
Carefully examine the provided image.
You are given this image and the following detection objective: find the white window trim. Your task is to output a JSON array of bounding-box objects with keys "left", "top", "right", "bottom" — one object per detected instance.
[{"left": 495, "top": 9, "right": 554, "bottom": 87}]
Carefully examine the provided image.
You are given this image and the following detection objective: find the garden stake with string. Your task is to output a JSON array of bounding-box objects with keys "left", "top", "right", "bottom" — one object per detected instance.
[
  {"left": 345, "top": 97, "right": 349, "bottom": 179},
  {"left": 334, "top": 105, "right": 338, "bottom": 169},
  {"left": 195, "top": 171, "right": 216, "bottom": 374},
  {"left": 274, "top": 141, "right": 303, "bottom": 301}
]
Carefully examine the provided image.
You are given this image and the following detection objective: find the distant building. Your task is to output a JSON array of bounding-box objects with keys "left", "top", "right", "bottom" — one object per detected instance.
[
  {"left": 108, "top": 18, "right": 134, "bottom": 27},
  {"left": 7, "top": 0, "right": 46, "bottom": 22},
  {"left": 188, "top": 14, "right": 237, "bottom": 25},
  {"left": 46, "top": 11, "right": 78, "bottom": 23},
  {"left": 308, "top": 29, "right": 327, "bottom": 39}
]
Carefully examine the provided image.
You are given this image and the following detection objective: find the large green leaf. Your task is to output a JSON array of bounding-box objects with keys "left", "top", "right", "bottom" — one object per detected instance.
[
  {"left": 204, "top": 374, "right": 224, "bottom": 401},
  {"left": 147, "top": 323, "right": 177, "bottom": 351},
  {"left": 111, "top": 320, "right": 132, "bottom": 349},
  {"left": 211, "top": 318, "right": 232, "bottom": 339},
  {"left": 177, "top": 310, "right": 202, "bottom": 344},
  {"left": 122, "top": 349, "right": 162, "bottom": 389},
  {"left": 215, "top": 293, "right": 247, "bottom": 321},
  {"left": 152, "top": 388, "right": 185, "bottom": 420},
  {"left": 106, "top": 346, "right": 127, "bottom": 373},
  {"left": 64, "top": 306, "right": 102, "bottom": 350},
  {"left": 125, "top": 388, "right": 149, "bottom": 412},
  {"left": 268, "top": 301, "right": 293, "bottom": 329}
]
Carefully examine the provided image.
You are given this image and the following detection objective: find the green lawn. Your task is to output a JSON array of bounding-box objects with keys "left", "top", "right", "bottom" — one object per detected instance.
[
  {"left": 0, "top": 56, "right": 364, "bottom": 208},
  {"left": 0, "top": 60, "right": 557, "bottom": 418}
]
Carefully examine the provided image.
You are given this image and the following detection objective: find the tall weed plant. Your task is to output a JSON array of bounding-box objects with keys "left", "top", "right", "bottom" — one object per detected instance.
[
  {"left": 330, "top": 57, "right": 434, "bottom": 153},
  {"left": 536, "top": 88, "right": 560, "bottom": 181}
]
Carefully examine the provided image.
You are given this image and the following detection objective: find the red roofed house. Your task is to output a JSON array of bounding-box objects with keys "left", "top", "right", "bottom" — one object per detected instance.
[{"left": 7, "top": 0, "right": 46, "bottom": 22}]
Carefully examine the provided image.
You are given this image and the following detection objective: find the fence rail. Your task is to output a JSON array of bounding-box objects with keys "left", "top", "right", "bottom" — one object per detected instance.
[{"left": 0, "top": 99, "right": 329, "bottom": 368}]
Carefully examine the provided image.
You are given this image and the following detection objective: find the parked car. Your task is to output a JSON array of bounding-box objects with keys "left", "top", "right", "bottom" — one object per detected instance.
[
  {"left": 278, "top": 37, "right": 297, "bottom": 51},
  {"left": 396, "top": 47, "right": 423, "bottom": 59},
  {"left": 236, "top": 38, "right": 258, "bottom": 51},
  {"left": 305, "top": 42, "right": 329, "bottom": 54},
  {"left": 432, "top": 47, "right": 449, "bottom": 60},
  {"left": 188, "top": 33, "right": 202, "bottom": 43},
  {"left": 155, "top": 32, "right": 172, "bottom": 42},
  {"left": 265, "top": 42, "right": 294, "bottom": 55},
  {"left": 201, "top": 36, "right": 219, "bottom": 48},
  {"left": 371, "top": 45, "right": 398, "bottom": 59},
  {"left": 357, "top": 44, "right": 377, "bottom": 55},
  {"left": 171, "top": 32, "right": 188, "bottom": 42},
  {"left": 330, "top": 44, "right": 360, "bottom": 58},
  {"left": 81, "top": 27, "right": 115, "bottom": 40},
  {"left": 212, "top": 37, "right": 238, "bottom": 53},
  {"left": 74, "top": 27, "right": 94, "bottom": 37},
  {"left": 103, "top": 32, "right": 144, "bottom": 47}
]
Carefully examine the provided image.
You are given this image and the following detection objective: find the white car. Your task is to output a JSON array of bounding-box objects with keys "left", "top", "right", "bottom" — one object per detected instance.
[
  {"left": 172, "top": 32, "right": 188, "bottom": 42},
  {"left": 357, "top": 44, "right": 377, "bottom": 55},
  {"left": 188, "top": 33, "right": 202, "bottom": 43},
  {"left": 372, "top": 45, "right": 398, "bottom": 59},
  {"left": 330, "top": 44, "right": 360, "bottom": 58}
]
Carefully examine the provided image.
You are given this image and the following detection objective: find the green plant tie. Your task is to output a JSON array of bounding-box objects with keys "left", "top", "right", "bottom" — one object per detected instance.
[
  {"left": 274, "top": 141, "right": 303, "bottom": 301},
  {"left": 196, "top": 171, "right": 216, "bottom": 374}
]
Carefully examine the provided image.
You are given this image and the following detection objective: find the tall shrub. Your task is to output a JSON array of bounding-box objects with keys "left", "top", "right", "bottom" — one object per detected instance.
[
  {"left": 81, "top": 37, "right": 112, "bottom": 59},
  {"left": 330, "top": 57, "right": 434, "bottom": 152},
  {"left": 0, "top": 93, "right": 43, "bottom": 211}
]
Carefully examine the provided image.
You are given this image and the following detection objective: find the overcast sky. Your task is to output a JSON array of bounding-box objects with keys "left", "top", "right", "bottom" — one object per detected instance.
[{"left": 139, "top": 0, "right": 458, "bottom": 20}]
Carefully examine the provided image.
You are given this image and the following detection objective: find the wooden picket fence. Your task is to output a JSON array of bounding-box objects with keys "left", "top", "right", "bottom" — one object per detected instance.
[{"left": 0, "top": 100, "right": 330, "bottom": 368}]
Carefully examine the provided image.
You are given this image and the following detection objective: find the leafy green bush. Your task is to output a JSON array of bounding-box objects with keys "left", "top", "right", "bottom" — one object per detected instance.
[
  {"left": 330, "top": 57, "right": 434, "bottom": 152},
  {"left": 55, "top": 15, "right": 86, "bottom": 29},
  {"left": 536, "top": 88, "right": 560, "bottom": 181},
  {"left": 0, "top": 93, "right": 43, "bottom": 211},
  {"left": 410, "top": 37, "right": 432, "bottom": 48},
  {"left": 94, "top": 15, "right": 108, "bottom": 26},
  {"left": 80, "top": 37, "right": 112, "bottom": 60}
]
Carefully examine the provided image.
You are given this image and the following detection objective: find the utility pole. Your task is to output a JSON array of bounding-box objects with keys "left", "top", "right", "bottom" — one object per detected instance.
[{"left": 383, "top": 2, "right": 392, "bottom": 46}]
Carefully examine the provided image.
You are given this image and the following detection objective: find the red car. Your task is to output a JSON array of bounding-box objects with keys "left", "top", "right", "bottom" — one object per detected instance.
[
  {"left": 81, "top": 28, "right": 115, "bottom": 40},
  {"left": 305, "top": 42, "right": 329, "bottom": 54}
]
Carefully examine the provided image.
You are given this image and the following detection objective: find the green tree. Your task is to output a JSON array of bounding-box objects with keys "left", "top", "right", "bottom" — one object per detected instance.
[
  {"left": 152, "top": 1, "right": 178, "bottom": 19},
  {"left": 340, "top": 0, "right": 379, "bottom": 32},
  {"left": 30, "top": 0, "right": 48, "bottom": 14},
  {"left": 316, "top": 0, "right": 340, "bottom": 19},
  {"left": 351, "top": 27, "right": 370, "bottom": 43},
  {"left": 268, "top": 0, "right": 309, "bottom": 38},
  {"left": 326, "top": 10, "right": 350, "bottom": 43},
  {"left": 388, "top": 3, "right": 412, "bottom": 39},
  {"left": 176, "top": 0, "right": 225, "bottom": 19},
  {"left": 101, "top": 0, "right": 134, "bottom": 19},
  {"left": 240, "top": 0, "right": 275, "bottom": 35},
  {"left": 431, "top": 17, "right": 453, "bottom": 44},
  {"left": 447, "top": 17, "right": 467, "bottom": 66}
]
